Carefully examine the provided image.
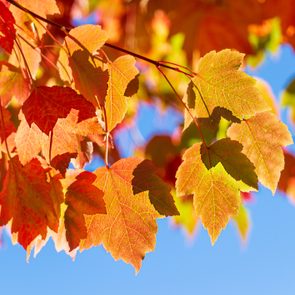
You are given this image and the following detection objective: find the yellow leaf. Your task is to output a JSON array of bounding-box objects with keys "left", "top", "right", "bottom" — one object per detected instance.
[
  {"left": 176, "top": 143, "right": 241, "bottom": 244},
  {"left": 105, "top": 55, "right": 139, "bottom": 131},
  {"left": 183, "top": 49, "right": 269, "bottom": 129},
  {"left": 228, "top": 111, "right": 293, "bottom": 193},
  {"left": 80, "top": 158, "right": 162, "bottom": 272}
]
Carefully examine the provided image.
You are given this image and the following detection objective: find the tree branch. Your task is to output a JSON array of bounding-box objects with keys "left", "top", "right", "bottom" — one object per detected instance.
[{"left": 6, "top": 0, "right": 195, "bottom": 78}]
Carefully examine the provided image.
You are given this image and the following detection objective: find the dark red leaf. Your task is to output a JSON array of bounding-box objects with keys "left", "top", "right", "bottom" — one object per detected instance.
[
  {"left": 22, "top": 86, "right": 96, "bottom": 135},
  {"left": 0, "top": 2, "right": 15, "bottom": 54}
]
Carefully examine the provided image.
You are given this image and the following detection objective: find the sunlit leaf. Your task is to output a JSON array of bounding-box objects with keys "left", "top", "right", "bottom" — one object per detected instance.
[
  {"left": 228, "top": 112, "right": 293, "bottom": 193},
  {"left": 176, "top": 143, "right": 241, "bottom": 244}
]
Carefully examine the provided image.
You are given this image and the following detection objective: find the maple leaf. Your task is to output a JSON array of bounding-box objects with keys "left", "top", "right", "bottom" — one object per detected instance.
[
  {"left": 131, "top": 159, "right": 179, "bottom": 216},
  {"left": 176, "top": 143, "right": 241, "bottom": 244},
  {"left": 64, "top": 171, "right": 106, "bottom": 251},
  {"left": 105, "top": 55, "right": 139, "bottom": 131},
  {"left": 228, "top": 112, "right": 293, "bottom": 193},
  {"left": 10, "top": 0, "right": 60, "bottom": 37},
  {"left": 8, "top": 0, "right": 59, "bottom": 78},
  {"left": 58, "top": 24, "right": 108, "bottom": 82},
  {"left": 183, "top": 49, "right": 269, "bottom": 126},
  {"left": 80, "top": 158, "right": 165, "bottom": 271},
  {"left": 0, "top": 1, "right": 16, "bottom": 53},
  {"left": 0, "top": 156, "right": 62, "bottom": 249},
  {"left": 201, "top": 138, "right": 258, "bottom": 189},
  {"left": 22, "top": 86, "right": 96, "bottom": 135},
  {"left": 51, "top": 153, "right": 77, "bottom": 177},
  {"left": 0, "top": 64, "right": 31, "bottom": 106},
  {"left": 69, "top": 50, "right": 109, "bottom": 107},
  {"left": 15, "top": 110, "right": 103, "bottom": 166}
]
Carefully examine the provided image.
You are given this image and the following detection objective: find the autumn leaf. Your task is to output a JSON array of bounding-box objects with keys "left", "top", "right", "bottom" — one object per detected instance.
[
  {"left": 228, "top": 112, "right": 293, "bottom": 193},
  {"left": 183, "top": 49, "right": 269, "bottom": 126},
  {"left": 131, "top": 159, "right": 179, "bottom": 216},
  {"left": 15, "top": 110, "right": 103, "bottom": 166},
  {"left": 0, "top": 1, "right": 16, "bottom": 53},
  {"left": 105, "top": 55, "right": 139, "bottom": 131},
  {"left": 69, "top": 50, "right": 109, "bottom": 107},
  {"left": 51, "top": 153, "right": 78, "bottom": 177},
  {"left": 0, "top": 64, "right": 31, "bottom": 106},
  {"left": 0, "top": 156, "right": 62, "bottom": 249},
  {"left": 201, "top": 138, "right": 258, "bottom": 189},
  {"left": 22, "top": 86, "right": 96, "bottom": 135},
  {"left": 10, "top": 0, "right": 60, "bottom": 37},
  {"left": 58, "top": 24, "right": 108, "bottom": 82},
  {"left": 176, "top": 143, "right": 241, "bottom": 244},
  {"left": 81, "top": 158, "right": 162, "bottom": 271},
  {"left": 64, "top": 171, "right": 106, "bottom": 251}
]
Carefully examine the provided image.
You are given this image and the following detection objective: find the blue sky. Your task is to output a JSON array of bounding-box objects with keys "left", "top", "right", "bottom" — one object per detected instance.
[{"left": 1, "top": 45, "right": 295, "bottom": 294}]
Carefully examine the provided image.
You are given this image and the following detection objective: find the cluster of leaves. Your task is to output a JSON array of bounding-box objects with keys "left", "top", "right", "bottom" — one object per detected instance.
[{"left": 0, "top": 0, "right": 294, "bottom": 271}]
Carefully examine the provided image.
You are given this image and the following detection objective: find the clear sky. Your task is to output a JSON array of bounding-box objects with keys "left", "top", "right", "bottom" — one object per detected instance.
[{"left": 1, "top": 45, "right": 295, "bottom": 295}]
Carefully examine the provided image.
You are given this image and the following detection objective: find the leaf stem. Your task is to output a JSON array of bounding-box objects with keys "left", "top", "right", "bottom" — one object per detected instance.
[
  {"left": 156, "top": 66, "right": 208, "bottom": 148},
  {"left": 14, "top": 37, "right": 34, "bottom": 84}
]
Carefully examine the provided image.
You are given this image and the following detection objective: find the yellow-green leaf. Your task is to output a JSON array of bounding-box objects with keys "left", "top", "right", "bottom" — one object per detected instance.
[
  {"left": 176, "top": 143, "right": 241, "bottom": 244},
  {"left": 183, "top": 49, "right": 269, "bottom": 128}
]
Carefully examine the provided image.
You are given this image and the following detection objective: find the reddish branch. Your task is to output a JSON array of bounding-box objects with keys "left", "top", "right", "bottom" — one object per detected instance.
[{"left": 6, "top": 0, "right": 194, "bottom": 78}]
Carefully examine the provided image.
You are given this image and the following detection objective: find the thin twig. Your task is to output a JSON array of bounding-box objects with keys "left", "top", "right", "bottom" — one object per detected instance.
[
  {"left": 156, "top": 66, "right": 208, "bottom": 148},
  {"left": 7, "top": 0, "right": 195, "bottom": 77}
]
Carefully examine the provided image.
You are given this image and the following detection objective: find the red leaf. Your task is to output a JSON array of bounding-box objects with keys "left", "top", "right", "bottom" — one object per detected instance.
[
  {"left": 0, "top": 2, "right": 15, "bottom": 54},
  {"left": 0, "top": 106, "right": 16, "bottom": 143},
  {"left": 0, "top": 157, "right": 62, "bottom": 249},
  {"left": 22, "top": 86, "right": 97, "bottom": 135},
  {"left": 51, "top": 153, "right": 77, "bottom": 177},
  {"left": 65, "top": 171, "right": 106, "bottom": 251}
]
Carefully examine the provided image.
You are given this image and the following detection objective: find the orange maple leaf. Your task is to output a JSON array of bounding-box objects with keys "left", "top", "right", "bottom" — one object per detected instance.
[{"left": 0, "top": 156, "right": 63, "bottom": 249}]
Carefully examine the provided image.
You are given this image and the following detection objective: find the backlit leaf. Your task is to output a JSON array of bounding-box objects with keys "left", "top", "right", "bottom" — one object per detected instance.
[
  {"left": 105, "top": 55, "right": 139, "bottom": 131},
  {"left": 176, "top": 143, "right": 241, "bottom": 244},
  {"left": 65, "top": 171, "right": 106, "bottom": 251},
  {"left": 22, "top": 86, "right": 96, "bottom": 135},
  {"left": 0, "top": 1, "right": 16, "bottom": 53},
  {"left": 201, "top": 138, "right": 258, "bottom": 189},
  {"left": 58, "top": 24, "right": 108, "bottom": 82},
  {"left": 0, "top": 64, "right": 31, "bottom": 106},
  {"left": 184, "top": 49, "right": 269, "bottom": 122},
  {"left": 228, "top": 112, "right": 293, "bottom": 193},
  {"left": 0, "top": 157, "right": 62, "bottom": 249},
  {"left": 80, "top": 158, "right": 161, "bottom": 271}
]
